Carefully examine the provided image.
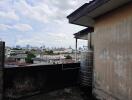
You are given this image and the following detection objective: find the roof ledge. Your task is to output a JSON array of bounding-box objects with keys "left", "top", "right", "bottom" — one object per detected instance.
[
  {"left": 74, "top": 27, "right": 94, "bottom": 40},
  {"left": 67, "top": 0, "right": 131, "bottom": 27}
]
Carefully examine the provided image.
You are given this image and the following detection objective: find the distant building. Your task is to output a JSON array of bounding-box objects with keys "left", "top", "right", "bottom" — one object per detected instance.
[
  {"left": 5, "top": 46, "right": 11, "bottom": 57},
  {"left": 32, "top": 58, "right": 48, "bottom": 64},
  {"left": 53, "top": 48, "right": 73, "bottom": 54},
  {"left": 10, "top": 54, "right": 27, "bottom": 63},
  {"left": 33, "top": 54, "right": 76, "bottom": 64},
  {"left": 5, "top": 49, "right": 27, "bottom": 65}
]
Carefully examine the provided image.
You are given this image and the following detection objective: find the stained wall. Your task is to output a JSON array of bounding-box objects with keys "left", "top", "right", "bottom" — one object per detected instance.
[{"left": 93, "top": 3, "right": 132, "bottom": 100}]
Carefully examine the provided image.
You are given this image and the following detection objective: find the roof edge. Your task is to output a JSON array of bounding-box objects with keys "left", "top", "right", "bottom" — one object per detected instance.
[{"left": 74, "top": 27, "right": 94, "bottom": 38}]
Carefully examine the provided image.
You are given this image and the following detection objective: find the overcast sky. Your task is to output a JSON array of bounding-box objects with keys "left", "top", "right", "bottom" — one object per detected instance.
[{"left": 0, "top": 0, "right": 92, "bottom": 48}]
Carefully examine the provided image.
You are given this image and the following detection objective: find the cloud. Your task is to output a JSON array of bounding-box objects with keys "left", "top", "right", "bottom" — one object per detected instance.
[
  {"left": 14, "top": 0, "right": 92, "bottom": 23},
  {"left": 0, "top": 11, "right": 19, "bottom": 21},
  {"left": 14, "top": 0, "right": 51, "bottom": 23},
  {"left": 0, "top": 23, "right": 32, "bottom": 32},
  {"left": 0, "top": 24, "right": 11, "bottom": 30},
  {"left": 0, "top": 0, "right": 19, "bottom": 22},
  {"left": 13, "top": 24, "right": 32, "bottom": 32},
  {"left": 0, "top": 0, "right": 92, "bottom": 23},
  {"left": 48, "top": 33, "right": 67, "bottom": 39}
]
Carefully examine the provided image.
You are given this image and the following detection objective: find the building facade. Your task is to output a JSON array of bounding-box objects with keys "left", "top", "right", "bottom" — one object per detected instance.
[
  {"left": 93, "top": 3, "right": 132, "bottom": 100},
  {"left": 67, "top": 0, "right": 132, "bottom": 100}
]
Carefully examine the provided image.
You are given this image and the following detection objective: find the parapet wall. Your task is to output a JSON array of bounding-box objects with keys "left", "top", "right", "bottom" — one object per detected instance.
[
  {"left": 4, "top": 63, "right": 80, "bottom": 100},
  {"left": 0, "top": 42, "right": 5, "bottom": 100}
]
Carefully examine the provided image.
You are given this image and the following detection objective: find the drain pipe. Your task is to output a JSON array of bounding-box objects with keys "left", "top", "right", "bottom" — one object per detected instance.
[
  {"left": 88, "top": 32, "right": 92, "bottom": 49},
  {"left": 75, "top": 38, "right": 78, "bottom": 62}
]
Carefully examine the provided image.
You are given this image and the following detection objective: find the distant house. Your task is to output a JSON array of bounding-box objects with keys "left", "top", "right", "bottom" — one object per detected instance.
[
  {"left": 10, "top": 54, "right": 27, "bottom": 63},
  {"left": 53, "top": 50, "right": 65, "bottom": 54},
  {"left": 5, "top": 49, "right": 27, "bottom": 65},
  {"left": 53, "top": 48, "right": 73, "bottom": 54},
  {"left": 33, "top": 54, "right": 75, "bottom": 64},
  {"left": 67, "top": 0, "right": 132, "bottom": 100},
  {"left": 32, "top": 58, "right": 48, "bottom": 64},
  {"left": 5, "top": 49, "right": 26, "bottom": 57},
  {"left": 5, "top": 46, "right": 11, "bottom": 57},
  {"left": 64, "top": 48, "right": 73, "bottom": 53}
]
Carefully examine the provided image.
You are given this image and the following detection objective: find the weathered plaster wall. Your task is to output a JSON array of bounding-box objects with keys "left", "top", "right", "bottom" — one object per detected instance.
[{"left": 93, "top": 3, "right": 132, "bottom": 100}]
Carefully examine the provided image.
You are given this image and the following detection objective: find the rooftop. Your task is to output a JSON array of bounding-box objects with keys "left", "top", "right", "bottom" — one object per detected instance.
[{"left": 20, "top": 87, "right": 94, "bottom": 100}]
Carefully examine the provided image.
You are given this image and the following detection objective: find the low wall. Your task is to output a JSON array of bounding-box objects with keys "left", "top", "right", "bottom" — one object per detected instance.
[
  {"left": 4, "top": 63, "right": 80, "bottom": 100},
  {"left": 0, "top": 69, "right": 3, "bottom": 100},
  {"left": 0, "top": 42, "right": 5, "bottom": 100}
]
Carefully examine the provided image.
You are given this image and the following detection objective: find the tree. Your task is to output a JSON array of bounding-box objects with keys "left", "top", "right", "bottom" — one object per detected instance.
[
  {"left": 65, "top": 55, "right": 72, "bottom": 59},
  {"left": 45, "top": 50, "right": 53, "bottom": 55},
  {"left": 25, "top": 52, "right": 36, "bottom": 63}
]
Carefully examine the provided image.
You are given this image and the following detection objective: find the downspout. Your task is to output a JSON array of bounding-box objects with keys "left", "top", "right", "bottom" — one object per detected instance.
[
  {"left": 75, "top": 38, "right": 78, "bottom": 62},
  {"left": 88, "top": 32, "right": 92, "bottom": 49}
]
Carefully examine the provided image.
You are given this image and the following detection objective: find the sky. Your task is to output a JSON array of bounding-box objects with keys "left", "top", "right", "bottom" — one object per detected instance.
[{"left": 0, "top": 0, "right": 91, "bottom": 48}]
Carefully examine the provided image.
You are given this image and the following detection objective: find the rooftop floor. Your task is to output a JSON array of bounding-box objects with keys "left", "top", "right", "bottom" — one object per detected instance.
[{"left": 20, "top": 87, "right": 94, "bottom": 100}]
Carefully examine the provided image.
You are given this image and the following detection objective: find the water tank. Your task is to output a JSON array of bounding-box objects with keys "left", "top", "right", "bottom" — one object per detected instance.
[{"left": 80, "top": 49, "right": 93, "bottom": 87}]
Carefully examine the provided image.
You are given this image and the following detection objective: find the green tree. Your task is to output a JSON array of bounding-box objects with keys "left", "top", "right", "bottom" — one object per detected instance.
[
  {"left": 65, "top": 55, "right": 72, "bottom": 59},
  {"left": 45, "top": 50, "right": 53, "bottom": 55},
  {"left": 25, "top": 52, "right": 36, "bottom": 63}
]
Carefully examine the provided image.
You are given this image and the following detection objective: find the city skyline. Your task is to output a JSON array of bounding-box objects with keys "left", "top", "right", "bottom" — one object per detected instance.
[{"left": 0, "top": 0, "right": 91, "bottom": 48}]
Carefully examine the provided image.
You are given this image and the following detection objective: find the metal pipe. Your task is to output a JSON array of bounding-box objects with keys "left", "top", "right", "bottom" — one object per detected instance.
[
  {"left": 75, "top": 38, "right": 78, "bottom": 62},
  {"left": 90, "top": 32, "right": 92, "bottom": 49},
  {"left": 88, "top": 33, "right": 92, "bottom": 49}
]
